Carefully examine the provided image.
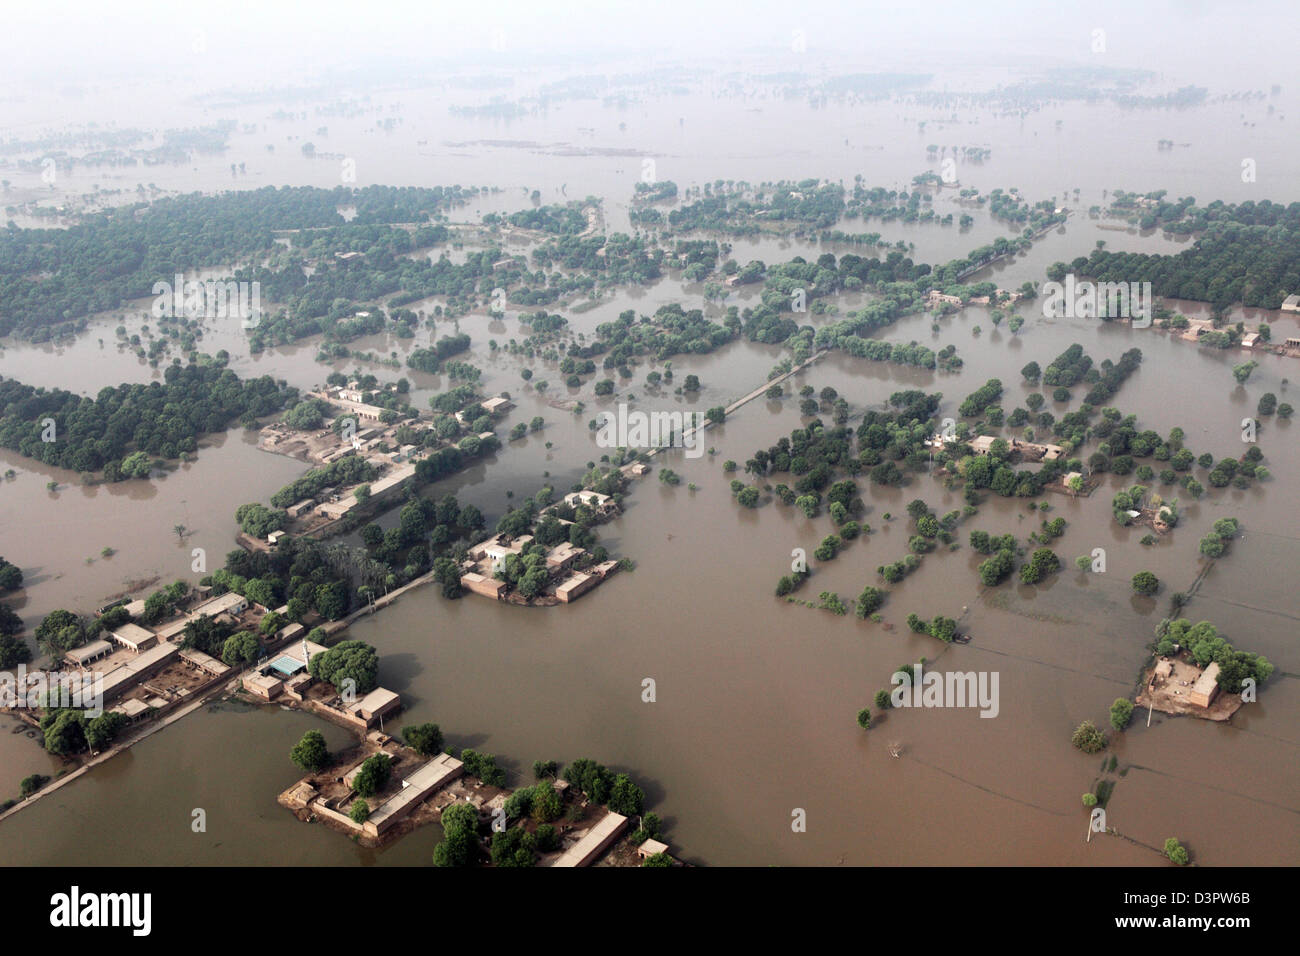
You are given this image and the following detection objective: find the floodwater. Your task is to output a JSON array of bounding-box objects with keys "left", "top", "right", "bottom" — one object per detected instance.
[{"left": 1, "top": 67, "right": 1298, "bottom": 864}]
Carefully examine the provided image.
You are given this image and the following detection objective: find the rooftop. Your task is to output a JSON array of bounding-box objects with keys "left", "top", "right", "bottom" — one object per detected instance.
[{"left": 1191, "top": 662, "right": 1221, "bottom": 699}]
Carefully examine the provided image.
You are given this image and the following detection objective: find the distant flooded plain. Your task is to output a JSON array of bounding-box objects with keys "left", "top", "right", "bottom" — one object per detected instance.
[{"left": 1, "top": 72, "right": 1297, "bottom": 864}]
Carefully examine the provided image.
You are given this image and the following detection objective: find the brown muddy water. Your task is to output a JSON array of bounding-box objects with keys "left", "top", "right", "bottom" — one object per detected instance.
[{"left": 1, "top": 72, "right": 1298, "bottom": 864}]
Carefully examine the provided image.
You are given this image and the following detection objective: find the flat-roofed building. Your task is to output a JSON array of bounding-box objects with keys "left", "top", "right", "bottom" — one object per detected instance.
[
  {"left": 590, "top": 560, "right": 621, "bottom": 580},
  {"left": 637, "top": 838, "right": 670, "bottom": 859},
  {"left": 1280, "top": 294, "right": 1300, "bottom": 313},
  {"left": 110, "top": 623, "right": 159, "bottom": 653},
  {"left": 926, "top": 290, "right": 964, "bottom": 307},
  {"left": 243, "top": 673, "right": 283, "bottom": 701},
  {"left": 364, "top": 753, "right": 465, "bottom": 836},
  {"left": 122, "top": 599, "right": 147, "bottom": 619},
  {"left": 270, "top": 638, "right": 328, "bottom": 675},
  {"left": 1188, "top": 662, "right": 1221, "bottom": 708},
  {"left": 460, "top": 572, "right": 506, "bottom": 600},
  {"left": 1241, "top": 332, "right": 1260, "bottom": 349},
  {"left": 545, "top": 542, "right": 585, "bottom": 576},
  {"left": 276, "top": 621, "right": 306, "bottom": 644},
  {"left": 153, "top": 618, "right": 192, "bottom": 643},
  {"left": 555, "top": 572, "right": 598, "bottom": 603},
  {"left": 64, "top": 639, "right": 114, "bottom": 667},
  {"left": 467, "top": 534, "right": 505, "bottom": 562},
  {"left": 563, "top": 490, "right": 611, "bottom": 510},
  {"left": 482, "top": 542, "right": 513, "bottom": 572},
  {"left": 286, "top": 499, "right": 316, "bottom": 519},
  {"left": 549, "top": 811, "right": 628, "bottom": 867},
  {"left": 348, "top": 687, "right": 401, "bottom": 728},
  {"left": 109, "top": 698, "right": 151, "bottom": 720},
  {"left": 178, "top": 648, "right": 230, "bottom": 677},
  {"left": 98, "top": 643, "right": 179, "bottom": 703},
  {"left": 193, "top": 592, "right": 248, "bottom": 619},
  {"left": 480, "top": 396, "right": 513, "bottom": 415}
]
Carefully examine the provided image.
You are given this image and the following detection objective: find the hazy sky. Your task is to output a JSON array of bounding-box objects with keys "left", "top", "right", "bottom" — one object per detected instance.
[{"left": 8, "top": 0, "right": 1297, "bottom": 92}]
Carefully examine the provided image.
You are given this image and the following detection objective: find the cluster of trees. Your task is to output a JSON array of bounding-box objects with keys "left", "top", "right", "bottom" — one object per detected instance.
[
  {"left": 33, "top": 608, "right": 97, "bottom": 658},
  {"left": 0, "top": 186, "right": 464, "bottom": 337},
  {"left": 1206, "top": 449, "right": 1265, "bottom": 490},
  {"left": 307, "top": 640, "right": 380, "bottom": 695},
  {"left": 494, "top": 201, "right": 591, "bottom": 235},
  {"left": 432, "top": 801, "right": 483, "bottom": 867},
  {"left": 1198, "top": 517, "right": 1240, "bottom": 559},
  {"left": 236, "top": 502, "right": 288, "bottom": 538},
  {"left": 905, "top": 612, "right": 958, "bottom": 642},
  {"left": 406, "top": 333, "right": 472, "bottom": 374},
  {"left": 592, "top": 304, "right": 735, "bottom": 367},
  {"left": 1080, "top": 200, "right": 1300, "bottom": 311},
  {"left": 1154, "top": 618, "right": 1273, "bottom": 693},
  {"left": 529, "top": 232, "right": 663, "bottom": 287},
  {"left": 270, "top": 456, "right": 379, "bottom": 508},
  {"left": 1, "top": 185, "right": 477, "bottom": 340},
  {"left": 564, "top": 758, "right": 645, "bottom": 816},
  {"left": 1018, "top": 548, "right": 1061, "bottom": 585},
  {"left": 1042, "top": 344, "right": 1093, "bottom": 388},
  {"left": 1082, "top": 349, "right": 1143, "bottom": 406},
  {"left": 958, "top": 379, "right": 1003, "bottom": 418},
  {"left": 1111, "top": 484, "right": 1149, "bottom": 525},
  {"left": 0, "top": 623, "right": 29, "bottom": 667},
  {"left": 0, "top": 556, "right": 21, "bottom": 592},
  {"left": 0, "top": 363, "right": 295, "bottom": 478},
  {"left": 460, "top": 750, "right": 507, "bottom": 787},
  {"left": 401, "top": 722, "right": 444, "bottom": 755},
  {"left": 878, "top": 553, "right": 922, "bottom": 584},
  {"left": 39, "top": 708, "right": 129, "bottom": 756}
]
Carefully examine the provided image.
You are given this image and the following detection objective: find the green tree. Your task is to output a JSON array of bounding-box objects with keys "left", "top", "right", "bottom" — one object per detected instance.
[
  {"left": 40, "top": 709, "right": 88, "bottom": 755},
  {"left": 433, "top": 802, "right": 480, "bottom": 867},
  {"left": 856, "top": 708, "right": 871, "bottom": 730},
  {"left": 1163, "top": 837, "right": 1189, "bottom": 865},
  {"left": 290, "top": 730, "right": 330, "bottom": 772},
  {"left": 607, "top": 774, "right": 645, "bottom": 816},
  {"left": 401, "top": 723, "right": 444, "bottom": 756},
  {"left": 351, "top": 753, "right": 392, "bottom": 797},
  {"left": 349, "top": 799, "right": 370, "bottom": 823},
  {"left": 221, "top": 630, "right": 261, "bottom": 666},
  {"left": 1109, "top": 698, "right": 1135, "bottom": 731},
  {"left": 1131, "top": 571, "right": 1159, "bottom": 596},
  {"left": 531, "top": 781, "right": 563, "bottom": 823},
  {"left": 84, "top": 711, "right": 128, "bottom": 752},
  {"left": 308, "top": 639, "right": 378, "bottom": 693},
  {"left": 1071, "top": 720, "right": 1106, "bottom": 754}
]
